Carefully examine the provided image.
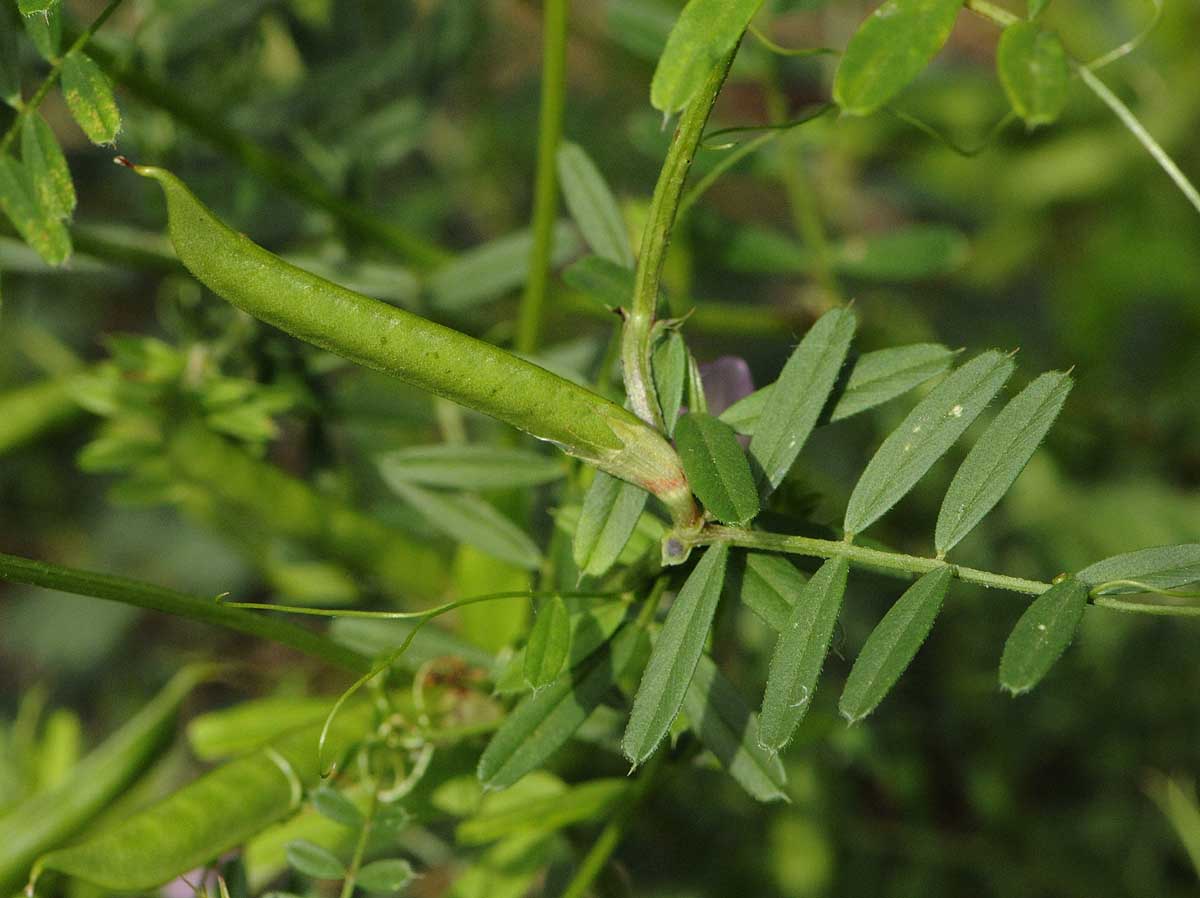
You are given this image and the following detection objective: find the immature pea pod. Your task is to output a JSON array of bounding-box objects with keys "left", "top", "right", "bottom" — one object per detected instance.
[
  {"left": 0, "top": 665, "right": 216, "bottom": 894},
  {"left": 27, "top": 702, "right": 374, "bottom": 893},
  {"left": 123, "top": 161, "right": 698, "bottom": 529}
]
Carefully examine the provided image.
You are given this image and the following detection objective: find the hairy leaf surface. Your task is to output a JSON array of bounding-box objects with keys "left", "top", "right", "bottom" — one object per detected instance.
[
  {"left": 998, "top": 578, "right": 1089, "bottom": 694},
  {"left": 675, "top": 412, "right": 759, "bottom": 525}
]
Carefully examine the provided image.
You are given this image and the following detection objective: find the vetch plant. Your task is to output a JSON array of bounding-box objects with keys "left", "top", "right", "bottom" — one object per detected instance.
[{"left": 0, "top": 1, "right": 1197, "bottom": 896}]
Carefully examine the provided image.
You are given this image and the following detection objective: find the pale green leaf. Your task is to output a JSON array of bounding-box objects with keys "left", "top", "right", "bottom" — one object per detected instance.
[
  {"left": 652, "top": 331, "right": 687, "bottom": 435},
  {"left": 729, "top": 551, "right": 806, "bottom": 631},
  {"left": 1077, "top": 544, "right": 1200, "bottom": 594},
  {"left": 748, "top": 307, "right": 855, "bottom": 493},
  {"left": 843, "top": 350, "right": 1014, "bottom": 536},
  {"left": 17, "top": 0, "right": 54, "bottom": 14},
  {"left": 61, "top": 52, "right": 121, "bottom": 145},
  {"left": 495, "top": 601, "right": 629, "bottom": 695},
  {"left": 524, "top": 595, "right": 572, "bottom": 689},
  {"left": 376, "top": 445, "right": 565, "bottom": 490},
  {"left": 758, "top": 556, "right": 848, "bottom": 751},
  {"left": 426, "top": 222, "right": 580, "bottom": 311},
  {"left": 683, "top": 654, "right": 788, "bottom": 802},
  {"left": 1028, "top": 0, "right": 1051, "bottom": 17},
  {"left": 997, "top": 22, "right": 1071, "bottom": 128},
  {"left": 998, "top": 577, "right": 1089, "bottom": 694},
  {"left": 382, "top": 480, "right": 543, "bottom": 570},
  {"left": 285, "top": 840, "right": 345, "bottom": 879},
  {"left": 623, "top": 545, "right": 729, "bottom": 765},
  {"left": 834, "top": 225, "right": 969, "bottom": 281},
  {"left": 356, "top": 859, "right": 416, "bottom": 893},
  {"left": 561, "top": 255, "right": 633, "bottom": 310},
  {"left": 310, "top": 787, "right": 363, "bottom": 829},
  {"left": 1147, "top": 775, "right": 1200, "bottom": 879},
  {"left": 839, "top": 566, "right": 952, "bottom": 722},
  {"left": 0, "top": 157, "right": 71, "bottom": 265},
  {"left": 186, "top": 696, "right": 333, "bottom": 761},
  {"left": 650, "top": 0, "right": 765, "bottom": 114},
  {"left": 833, "top": 0, "right": 965, "bottom": 116},
  {"left": 936, "top": 370, "right": 1072, "bottom": 554},
  {"left": 21, "top": 114, "right": 73, "bottom": 219},
  {"left": 675, "top": 412, "right": 759, "bottom": 526},
  {"left": 556, "top": 142, "right": 633, "bottom": 267},
  {"left": 457, "top": 779, "right": 625, "bottom": 845},
  {"left": 721, "top": 343, "right": 956, "bottom": 434},
  {"left": 572, "top": 470, "right": 649, "bottom": 578},
  {"left": 1, "top": 6, "right": 22, "bottom": 108},
  {"left": 479, "top": 625, "right": 648, "bottom": 789}
]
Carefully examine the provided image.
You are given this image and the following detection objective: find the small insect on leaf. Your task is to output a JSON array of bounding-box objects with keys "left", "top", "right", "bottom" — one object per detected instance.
[
  {"left": 997, "top": 22, "right": 1071, "bottom": 128},
  {"left": 0, "top": 157, "right": 71, "bottom": 265},
  {"left": 1076, "top": 544, "right": 1200, "bottom": 595},
  {"left": 748, "top": 307, "right": 856, "bottom": 495},
  {"left": 572, "top": 470, "right": 649, "bottom": 579},
  {"left": 21, "top": 114, "right": 75, "bottom": 220},
  {"left": 285, "top": 840, "right": 346, "bottom": 880},
  {"left": 843, "top": 349, "right": 1014, "bottom": 537},
  {"left": 839, "top": 565, "right": 953, "bottom": 722},
  {"left": 61, "top": 51, "right": 121, "bottom": 145},
  {"left": 758, "top": 556, "right": 849, "bottom": 752},
  {"left": 479, "top": 624, "right": 648, "bottom": 790},
  {"left": 524, "top": 595, "right": 572, "bottom": 689},
  {"left": 556, "top": 141, "right": 634, "bottom": 267},
  {"left": 683, "top": 654, "right": 788, "bottom": 803},
  {"left": 833, "top": 0, "right": 966, "bottom": 116},
  {"left": 674, "top": 412, "right": 759, "bottom": 526},
  {"left": 936, "top": 370, "right": 1072, "bottom": 555},
  {"left": 382, "top": 480, "right": 544, "bottom": 571},
  {"left": 651, "top": 0, "right": 766, "bottom": 114},
  {"left": 355, "top": 858, "right": 416, "bottom": 893},
  {"left": 376, "top": 445, "right": 565, "bottom": 491},
  {"left": 998, "top": 577, "right": 1089, "bottom": 694},
  {"left": 623, "top": 544, "right": 729, "bottom": 766}
]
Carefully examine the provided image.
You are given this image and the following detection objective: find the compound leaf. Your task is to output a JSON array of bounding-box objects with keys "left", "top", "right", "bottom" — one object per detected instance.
[
  {"left": 997, "top": 22, "right": 1071, "bottom": 128},
  {"left": 833, "top": 0, "right": 965, "bottom": 116},
  {"left": 556, "top": 142, "right": 633, "bottom": 267},
  {"left": 843, "top": 350, "right": 1014, "bottom": 537},
  {"left": 683, "top": 654, "right": 788, "bottom": 802},
  {"left": 839, "top": 566, "right": 952, "bottom": 722},
  {"left": 748, "top": 307, "right": 855, "bottom": 494},
  {"left": 651, "top": 0, "right": 765, "bottom": 114},
  {"left": 936, "top": 370, "right": 1072, "bottom": 554},
  {"left": 998, "top": 577, "right": 1089, "bottom": 694},
  {"left": 674, "top": 412, "right": 759, "bottom": 526},
  {"left": 524, "top": 595, "right": 572, "bottom": 689},
  {"left": 622, "top": 545, "right": 729, "bottom": 766},
  {"left": 758, "top": 556, "right": 849, "bottom": 752}
]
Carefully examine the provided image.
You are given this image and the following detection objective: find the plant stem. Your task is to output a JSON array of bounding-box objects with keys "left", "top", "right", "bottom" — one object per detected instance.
[
  {"left": 623, "top": 47, "right": 739, "bottom": 428},
  {"left": 338, "top": 789, "right": 378, "bottom": 898},
  {"left": 82, "top": 43, "right": 449, "bottom": 270},
  {"left": 515, "top": 0, "right": 568, "bottom": 354},
  {"left": 0, "top": 552, "right": 370, "bottom": 672},
  {"left": 964, "top": 0, "right": 1020, "bottom": 27},
  {"left": 560, "top": 751, "right": 664, "bottom": 898},
  {"left": 0, "top": 0, "right": 126, "bottom": 155},
  {"left": 686, "top": 526, "right": 1052, "bottom": 595}
]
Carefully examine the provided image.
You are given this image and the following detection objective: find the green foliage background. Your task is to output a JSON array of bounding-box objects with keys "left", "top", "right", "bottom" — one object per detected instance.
[{"left": 1, "top": 1, "right": 1198, "bottom": 896}]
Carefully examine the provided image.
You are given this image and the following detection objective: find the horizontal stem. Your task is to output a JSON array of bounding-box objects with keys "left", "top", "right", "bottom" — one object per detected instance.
[
  {"left": 0, "top": 551, "right": 370, "bottom": 672},
  {"left": 688, "top": 526, "right": 1052, "bottom": 595}
]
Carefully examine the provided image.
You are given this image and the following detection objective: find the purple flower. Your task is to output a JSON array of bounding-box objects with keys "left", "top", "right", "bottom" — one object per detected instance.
[{"left": 699, "top": 356, "right": 754, "bottom": 417}]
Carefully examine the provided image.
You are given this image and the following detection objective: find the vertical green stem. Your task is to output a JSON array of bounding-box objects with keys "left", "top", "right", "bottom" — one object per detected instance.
[
  {"left": 338, "top": 789, "right": 378, "bottom": 898},
  {"left": 622, "top": 47, "right": 739, "bottom": 428},
  {"left": 515, "top": 0, "right": 569, "bottom": 354},
  {"left": 764, "top": 76, "right": 841, "bottom": 300}
]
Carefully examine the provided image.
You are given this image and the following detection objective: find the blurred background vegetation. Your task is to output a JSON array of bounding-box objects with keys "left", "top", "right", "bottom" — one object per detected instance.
[{"left": 1, "top": 1, "right": 1198, "bottom": 896}]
